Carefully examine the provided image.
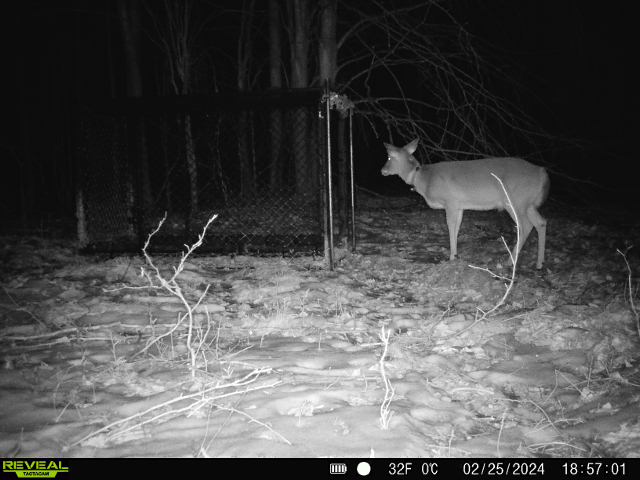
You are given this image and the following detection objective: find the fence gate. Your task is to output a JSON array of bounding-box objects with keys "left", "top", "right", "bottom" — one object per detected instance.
[{"left": 76, "top": 89, "right": 355, "bottom": 265}]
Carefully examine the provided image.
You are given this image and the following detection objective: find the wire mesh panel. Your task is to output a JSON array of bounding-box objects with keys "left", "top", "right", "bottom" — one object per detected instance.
[
  {"left": 76, "top": 90, "right": 325, "bottom": 255},
  {"left": 77, "top": 113, "right": 134, "bottom": 249}
]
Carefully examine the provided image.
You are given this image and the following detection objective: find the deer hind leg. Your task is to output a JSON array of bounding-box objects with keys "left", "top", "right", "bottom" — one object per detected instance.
[
  {"left": 506, "top": 206, "right": 533, "bottom": 264},
  {"left": 445, "top": 208, "right": 464, "bottom": 261},
  {"left": 526, "top": 205, "right": 547, "bottom": 269}
]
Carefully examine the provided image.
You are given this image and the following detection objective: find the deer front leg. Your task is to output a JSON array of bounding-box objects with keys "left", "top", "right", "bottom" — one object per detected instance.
[{"left": 445, "top": 208, "right": 463, "bottom": 261}]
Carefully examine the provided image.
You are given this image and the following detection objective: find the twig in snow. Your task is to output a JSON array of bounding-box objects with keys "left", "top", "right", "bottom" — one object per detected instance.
[
  {"left": 212, "top": 403, "right": 291, "bottom": 445},
  {"left": 66, "top": 367, "right": 275, "bottom": 449},
  {"left": 134, "top": 213, "right": 218, "bottom": 378},
  {"left": 378, "top": 325, "right": 395, "bottom": 429},
  {"left": 617, "top": 247, "right": 639, "bottom": 339}
]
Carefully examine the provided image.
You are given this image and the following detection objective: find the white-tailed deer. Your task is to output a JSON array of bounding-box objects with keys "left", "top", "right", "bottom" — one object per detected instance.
[{"left": 381, "top": 139, "right": 549, "bottom": 268}]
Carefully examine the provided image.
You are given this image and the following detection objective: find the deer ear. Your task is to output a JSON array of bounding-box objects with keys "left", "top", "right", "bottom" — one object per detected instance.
[{"left": 404, "top": 138, "right": 419, "bottom": 155}]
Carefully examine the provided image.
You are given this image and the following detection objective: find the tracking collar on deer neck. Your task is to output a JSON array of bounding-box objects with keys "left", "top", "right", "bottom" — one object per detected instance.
[{"left": 406, "top": 165, "right": 420, "bottom": 187}]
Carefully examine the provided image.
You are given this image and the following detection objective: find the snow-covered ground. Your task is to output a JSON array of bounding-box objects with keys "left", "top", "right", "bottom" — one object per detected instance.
[{"left": 1, "top": 195, "right": 639, "bottom": 458}]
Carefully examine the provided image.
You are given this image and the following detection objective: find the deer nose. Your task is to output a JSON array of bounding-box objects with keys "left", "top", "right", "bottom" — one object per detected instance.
[{"left": 381, "top": 167, "right": 390, "bottom": 176}]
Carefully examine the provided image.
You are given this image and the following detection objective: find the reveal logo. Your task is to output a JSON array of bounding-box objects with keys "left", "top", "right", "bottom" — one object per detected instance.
[{"left": 2, "top": 460, "right": 69, "bottom": 478}]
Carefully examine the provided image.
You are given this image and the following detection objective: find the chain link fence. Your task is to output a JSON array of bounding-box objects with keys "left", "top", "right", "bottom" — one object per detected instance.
[{"left": 77, "top": 90, "right": 329, "bottom": 256}]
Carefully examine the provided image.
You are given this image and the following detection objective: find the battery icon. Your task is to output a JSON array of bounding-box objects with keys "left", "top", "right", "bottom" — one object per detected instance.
[{"left": 329, "top": 463, "right": 347, "bottom": 474}]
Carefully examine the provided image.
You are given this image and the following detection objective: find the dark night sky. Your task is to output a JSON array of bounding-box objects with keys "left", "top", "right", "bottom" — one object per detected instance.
[
  {"left": 455, "top": 1, "right": 637, "bottom": 156},
  {"left": 1, "top": 1, "right": 638, "bottom": 223}
]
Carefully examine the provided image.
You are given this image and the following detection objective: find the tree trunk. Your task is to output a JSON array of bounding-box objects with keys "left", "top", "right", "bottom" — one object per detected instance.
[
  {"left": 319, "top": 0, "right": 337, "bottom": 86},
  {"left": 268, "top": 0, "right": 284, "bottom": 193},
  {"left": 238, "top": 0, "right": 256, "bottom": 200},
  {"left": 159, "top": 115, "right": 172, "bottom": 212},
  {"left": 237, "top": 111, "right": 254, "bottom": 199},
  {"left": 289, "top": 0, "right": 311, "bottom": 196},
  {"left": 183, "top": 114, "right": 198, "bottom": 214},
  {"left": 209, "top": 116, "right": 229, "bottom": 203},
  {"left": 117, "top": 0, "right": 152, "bottom": 214}
]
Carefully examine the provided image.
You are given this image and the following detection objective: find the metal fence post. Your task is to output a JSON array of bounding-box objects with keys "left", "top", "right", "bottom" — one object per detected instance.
[
  {"left": 348, "top": 108, "right": 356, "bottom": 253},
  {"left": 324, "top": 85, "right": 334, "bottom": 270}
]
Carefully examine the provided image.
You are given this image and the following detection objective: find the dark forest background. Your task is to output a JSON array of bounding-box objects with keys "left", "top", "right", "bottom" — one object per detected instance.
[{"left": 1, "top": 0, "right": 637, "bottom": 233}]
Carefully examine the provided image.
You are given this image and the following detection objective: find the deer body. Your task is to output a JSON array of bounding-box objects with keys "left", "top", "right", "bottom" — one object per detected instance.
[{"left": 382, "top": 139, "right": 549, "bottom": 269}]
